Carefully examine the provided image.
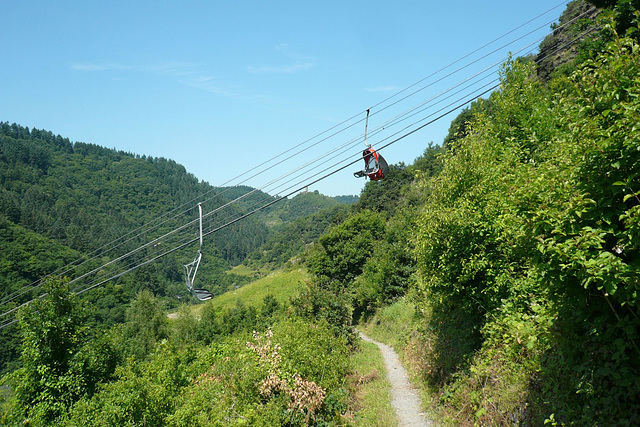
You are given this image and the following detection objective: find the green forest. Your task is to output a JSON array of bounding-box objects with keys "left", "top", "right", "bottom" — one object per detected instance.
[
  {"left": 0, "top": 121, "right": 352, "bottom": 374},
  {"left": 1, "top": 0, "right": 640, "bottom": 425}
]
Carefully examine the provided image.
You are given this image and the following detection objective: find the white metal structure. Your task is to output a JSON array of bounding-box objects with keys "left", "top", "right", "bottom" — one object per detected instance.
[{"left": 184, "top": 203, "right": 213, "bottom": 301}]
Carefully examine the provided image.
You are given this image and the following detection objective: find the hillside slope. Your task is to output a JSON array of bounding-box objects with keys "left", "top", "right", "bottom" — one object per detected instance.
[
  {"left": 0, "top": 123, "right": 356, "bottom": 374},
  {"left": 219, "top": 185, "right": 347, "bottom": 230},
  {"left": 0, "top": 124, "right": 270, "bottom": 371}
]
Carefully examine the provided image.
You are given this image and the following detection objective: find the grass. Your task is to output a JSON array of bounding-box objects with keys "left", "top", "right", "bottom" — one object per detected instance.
[
  {"left": 359, "top": 297, "right": 416, "bottom": 353},
  {"left": 359, "top": 298, "right": 436, "bottom": 422},
  {"left": 194, "top": 267, "right": 308, "bottom": 315},
  {"left": 348, "top": 340, "right": 398, "bottom": 427},
  {"left": 226, "top": 264, "right": 264, "bottom": 277}
]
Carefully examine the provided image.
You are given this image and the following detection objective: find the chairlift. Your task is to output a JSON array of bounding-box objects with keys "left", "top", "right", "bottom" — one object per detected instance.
[
  {"left": 184, "top": 203, "right": 213, "bottom": 301},
  {"left": 354, "top": 147, "right": 389, "bottom": 181},
  {"left": 353, "top": 109, "right": 389, "bottom": 181}
]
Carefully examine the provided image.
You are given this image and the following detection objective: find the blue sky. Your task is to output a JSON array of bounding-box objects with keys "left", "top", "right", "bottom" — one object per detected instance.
[{"left": 1, "top": 1, "right": 571, "bottom": 197}]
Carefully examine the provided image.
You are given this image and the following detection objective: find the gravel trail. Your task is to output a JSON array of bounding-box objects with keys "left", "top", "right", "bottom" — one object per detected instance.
[{"left": 359, "top": 331, "right": 433, "bottom": 426}]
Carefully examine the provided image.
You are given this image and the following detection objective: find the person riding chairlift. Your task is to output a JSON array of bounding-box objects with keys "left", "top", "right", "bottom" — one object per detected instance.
[{"left": 354, "top": 147, "right": 389, "bottom": 181}]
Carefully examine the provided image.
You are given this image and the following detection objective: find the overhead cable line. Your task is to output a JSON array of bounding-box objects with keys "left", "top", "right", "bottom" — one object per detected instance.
[
  {"left": 3, "top": 1, "right": 578, "bottom": 306},
  {"left": 1, "top": 9, "right": 600, "bottom": 318},
  {"left": 62, "top": 81, "right": 502, "bottom": 306},
  {"left": 0, "top": 75, "right": 505, "bottom": 329},
  {"left": 66, "top": 24, "right": 605, "bottom": 306},
  {"left": 0, "top": 4, "right": 599, "bottom": 327},
  {"left": 364, "top": 0, "right": 569, "bottom": 114},
  {"left": 1, "top": 13, "right": 600, "bottom": 316}
]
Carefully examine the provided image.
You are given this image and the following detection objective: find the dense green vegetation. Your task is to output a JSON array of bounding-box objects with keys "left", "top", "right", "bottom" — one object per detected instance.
[
  {"left": 0, "top": 125, "right": 261, "bottom": 372},
  {"left": 362, "top": 3, "right": 639, "bottom": 424},
  {"left": 0, "top": 122, "right": 267, "bottom": 284},
  {"left": 1, "top": 278, "right": 353, "bottom": 426},
  {"left": 0, "top": 125, "right": 356, "bottom": 374},
  {"left": 415, "top": 24, "right": 639, "bottom": 427},
  {"left": 2, "top": 1, "right": 639, "bottom": 425},
  {"left": 218, "top": 185, "right": 354, "bottom": 231},
  {"left": 245, "top": 203, "right": 351, "bottom": 269}
]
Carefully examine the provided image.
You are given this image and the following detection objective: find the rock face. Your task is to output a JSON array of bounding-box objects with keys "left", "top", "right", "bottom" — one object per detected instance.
[{"left": 536, "top": 0, "right": 601, "bottom": 82}]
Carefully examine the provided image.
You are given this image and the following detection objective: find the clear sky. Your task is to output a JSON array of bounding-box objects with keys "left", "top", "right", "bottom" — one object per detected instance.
[{"left": 1, "top": 0, "right": 571, "bottom": 197}]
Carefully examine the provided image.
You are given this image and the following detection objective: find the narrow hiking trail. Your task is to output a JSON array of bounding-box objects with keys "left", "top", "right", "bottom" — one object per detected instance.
[{"left": 359, "top": 332, "right": 433, "bottom": 427}]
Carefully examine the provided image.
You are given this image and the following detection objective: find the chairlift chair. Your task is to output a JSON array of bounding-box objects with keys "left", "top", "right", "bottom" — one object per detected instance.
[
  {"left": 353, "top": 147, "right": 389, "bottom": 181},
  {"left": 353, "top": 109, "right": 389, "bottom": 181},
  {"left": 183, "top": 203, "right": 214, "bottom": 301}
]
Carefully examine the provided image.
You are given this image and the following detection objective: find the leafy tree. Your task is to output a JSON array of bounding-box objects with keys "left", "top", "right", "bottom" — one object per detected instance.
[
  {"left": 259, "top": 294, "right": 281, "bottom": 322},
  {"left": 306, "top": 209, "right": 385, "bottom": 290},
  {"left": 63, "top": 342, "right": 183, "bottom": 427},
  {"left": 295, "top": 209, "right": 386, "bottom": 336},
  {"left": 195, "top": 302, "right": 221, "bottom": 344},
  {"left": 291, "top": 280, "right": 354, "bottom": 336},
  {"left": 246, "top": 204, "right": 349, "bottom": 268},
  {"left": 355, "top": 163, "right": 413, "bottom": 216},
  {"left": 353, "top": 209, "right": 417, "bottom": 315},
  {"left": 118, "top": 289, "right": 168, "bottom": 360},
  {"left": 538, "top": 31, "right": 640, "bottom": 311},
  {"left": 3, "top": 277, "right": 84, "bottom": 425},
  {"left": 169, "top": 304, "right": 199, "bottom": 347},
  {"left": 219, "top": 299, "right": 259, "bottom": 335},
  {"left": 409, "top": 142, "right": 444, "bottom": 178},
  {"left": 587, "top": 0, "right": 640, "bottom": 36},
  {"left": 442, "top": 106, "right": 476, "bottom": 149}
]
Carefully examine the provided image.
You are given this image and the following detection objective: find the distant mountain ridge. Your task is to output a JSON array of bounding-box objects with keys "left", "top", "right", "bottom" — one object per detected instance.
[{"left": 218, "top": 185, "right": 356, "bottom": 231}]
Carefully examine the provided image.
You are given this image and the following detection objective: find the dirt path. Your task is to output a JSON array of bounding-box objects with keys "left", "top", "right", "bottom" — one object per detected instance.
[{"left": 359, "top": 332, "right": 433, "bottom": 426}]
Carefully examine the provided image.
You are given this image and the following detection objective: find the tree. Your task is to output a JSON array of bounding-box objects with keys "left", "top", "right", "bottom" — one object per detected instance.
[
  {"left": 306, "top": 209, "right": 386, "bottom": 290},
  {"left": 296, "top": 210, "right": 386, "bottom": 335},
  {"left": 410, "top": 143, "right": 443, "bottom": 178},
  {"left": 353, "top": 210, "right": 417, "bottom": 315},
  {"left": 355, "top": 164, "right": 413, "bottom": 216},
  {"left": 119, "top": 289, "right": 168, "bottom": 360},
  {"left": 587, "top": 0, "right": 640, "bottom": 37},
  {"left": 5, "top": 277, "right": 84, "bottom": 425}
]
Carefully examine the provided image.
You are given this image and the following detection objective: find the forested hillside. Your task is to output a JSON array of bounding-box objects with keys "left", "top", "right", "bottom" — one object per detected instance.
[
  {"left": 0, "top": 123, "right": 272, "bottom": 261},
  {"left": 219, "top": 185, "right": 353, "bottom": 230},
  {"left": 1, "top": 1, "right": 639, "bottom": 425},
  {"left": 0, "top": 124, "right": 355, "bottom": 374},
  {"left": 0, "top": 124, "right": 274, "bottom": 301}
]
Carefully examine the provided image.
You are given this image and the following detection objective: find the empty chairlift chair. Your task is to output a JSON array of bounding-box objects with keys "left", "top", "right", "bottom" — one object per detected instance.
[{"left": 184, "top": 203, "right": 214, "bottom": 301}]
